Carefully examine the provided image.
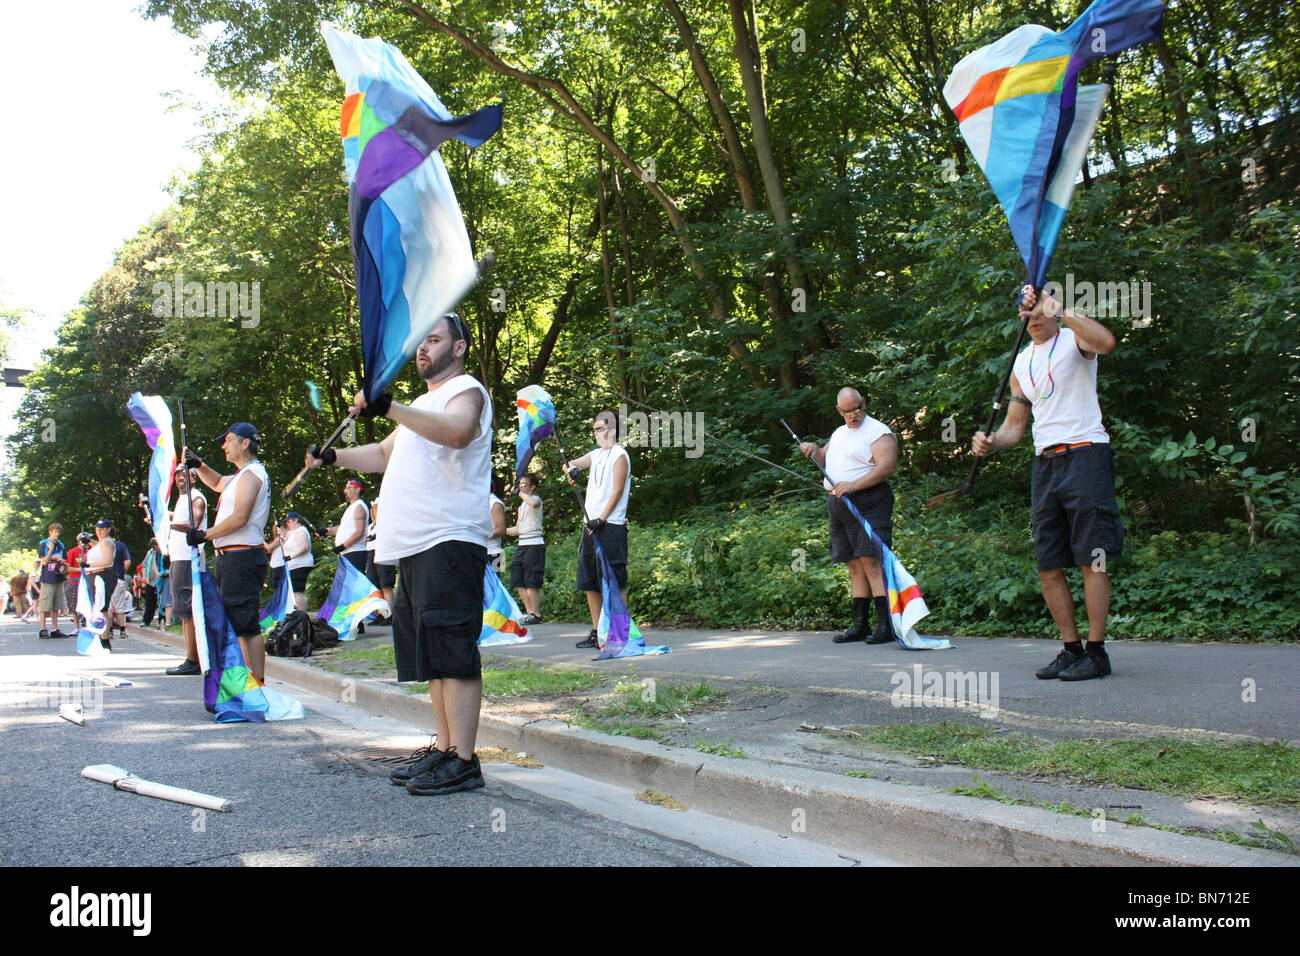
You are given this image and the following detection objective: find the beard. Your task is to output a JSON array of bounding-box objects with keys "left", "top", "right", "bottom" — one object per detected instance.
[{"left": 419, "top": 348, "right": 457, "bottom": 381}]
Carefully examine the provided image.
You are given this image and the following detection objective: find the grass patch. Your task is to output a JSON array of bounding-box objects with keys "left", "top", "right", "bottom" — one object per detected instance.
[
  {"left": 332, "top": 645, "right": 396, "bottom": 666},
  {"left": 569, "top": 715, "right": 664, "bottom": 740},
  {"left": 844, "top": 769, "right": 876, "bottom": 779},
  {"left": 850, "top": 722, "right": 1300, "bottom": 806},
  {"left": 481, "top": 658, "right": 605, "bottom": 698},
  {"left": 694, "top": 738, "right": 747, "bottom": 759},
  {"left": 947, "top": 775, "right": 1014, "bottom": 802},
  {"left": 596, "top": 675, "right": 728, "bottom": 719},
  {"left": 402, "top": 682, "right": 429, "bottom": 696}
]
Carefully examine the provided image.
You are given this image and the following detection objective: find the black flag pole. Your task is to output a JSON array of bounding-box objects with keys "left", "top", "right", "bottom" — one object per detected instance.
[
  {"left": 283, "top": 413, "right": 356, "bottom": 500},
  {"left": 926, "top": 285, "right": 1035, "bottom": 510}
]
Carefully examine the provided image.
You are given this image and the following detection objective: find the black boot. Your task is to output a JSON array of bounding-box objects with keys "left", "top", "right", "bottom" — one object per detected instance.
[
  {"left": 865, "top": 596, "right": 895, "bottom": 644},
  {"left": 833, "top": 597, "right": 871, "bottom": 643}
]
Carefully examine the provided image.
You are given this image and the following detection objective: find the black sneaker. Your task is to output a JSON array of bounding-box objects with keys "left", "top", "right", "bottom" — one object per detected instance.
[
  {"left": 101, "top": 638, "right": 112, "bottom": 652},
  {"left": 1060, "top": 647, "right": 1111, "bottom": 681},
  {"left": 575, "top": 629, "right": 598, "bottom": 649},
  {"left": 38, "top": 630, "right": 51, "bottom": 639},
  {"left": 166, "top": 659, "right": 201, "bottom": 676},
  {"left": 389, "top": 738, "right": 444, "bottom": 786},
  {"left": 522, "top": 613, "right": 542, "bottom": 625},
  {"left": 51, "top": 629, "right": 72, "bottom": 639},
  {"left": 406, "top": 747, "right": 484, "bottom": 795},
  {"left": 1036, "top": 645, "right": 1085, "bottom": 680}
]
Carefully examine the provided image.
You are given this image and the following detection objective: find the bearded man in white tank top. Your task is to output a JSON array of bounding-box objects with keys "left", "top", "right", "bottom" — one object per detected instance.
[
  {"left": 972, "top": 286, "right": 1124, "bottom": 682},
  {"left": 306, "top": 312, "right": 493, "bottom": 796},
  {"left": 183, "top": 421, "right": 272, "bottom": 682}
]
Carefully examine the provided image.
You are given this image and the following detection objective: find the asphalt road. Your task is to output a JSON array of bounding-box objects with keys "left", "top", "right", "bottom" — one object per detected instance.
[{"left": 0, "top": 615, "right": 756, "bottom": 867}]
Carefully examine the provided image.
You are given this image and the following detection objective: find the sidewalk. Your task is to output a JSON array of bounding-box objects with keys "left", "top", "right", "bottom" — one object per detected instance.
[{"left": 135, "top": 617, "right": 1300, "bottom": 864}]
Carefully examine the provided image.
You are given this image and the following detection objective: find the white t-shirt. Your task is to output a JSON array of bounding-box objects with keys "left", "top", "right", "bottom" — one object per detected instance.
[
  {"left": 285, "top": 526, "right": 314, "bottom": 571},
  {"left": 1012, "top": 326, "right": 1110, "bottom": 454},
  {"left": 584, "top": 444, "right": 630, "bottom": 525},
  {"left": 823, "top": 416, "right": 893, "bottom": 490},
  {"left": 167, "top": 488, "right": 209, "bottom": 568},
  {"left": 212, "top": 460, "right": 272, "bottom": 548},
  {"left": 487, "top": 494, "right": 505, "bottom": 556},
  {"left": 374, "top": 375, "right": 494, "bottom": 563},
  {"left": 335, "top": 499, "right": 370, "bottom": 553},
  {"left": 515, "top": 494, "right": 544, "bottom": 546}
]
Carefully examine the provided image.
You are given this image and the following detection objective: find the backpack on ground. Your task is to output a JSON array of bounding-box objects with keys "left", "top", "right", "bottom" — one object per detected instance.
[
  {"left": 268, "top": 610, "right": 314, "bottom": 658},
  {"left": 311, "top": 616, "right": 340, "bottom": 648}
]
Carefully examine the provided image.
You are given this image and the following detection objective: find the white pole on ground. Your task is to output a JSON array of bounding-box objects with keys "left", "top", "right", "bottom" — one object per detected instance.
[{"left": 82, "top": 764, "right": 232, "bottom": 812}]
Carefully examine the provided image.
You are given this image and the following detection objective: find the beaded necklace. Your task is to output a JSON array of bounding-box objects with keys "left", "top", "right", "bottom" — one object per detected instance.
[{"left": 1027, "top": 331, "right": 1059, "bottom": 400}]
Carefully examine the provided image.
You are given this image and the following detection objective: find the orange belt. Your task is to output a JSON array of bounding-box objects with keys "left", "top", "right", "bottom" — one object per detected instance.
[
  {"left": 1039, "top": 441, "right": 1093, "bottom": 458},
  {"left": 216, "top": 544, "right": 255, "bottom": 555}
]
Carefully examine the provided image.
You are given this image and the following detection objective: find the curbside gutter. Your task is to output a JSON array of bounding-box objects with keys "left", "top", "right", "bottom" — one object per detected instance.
[{"left": 132, "top": 624, "right": 1298, "bottom": 867}]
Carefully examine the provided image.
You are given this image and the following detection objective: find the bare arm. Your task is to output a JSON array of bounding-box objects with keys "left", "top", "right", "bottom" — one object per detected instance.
[
  {"left": 832, "top": 434, "right": 898, "bottom": 496},
  {"left": 340, "top": 505, "right": 367, "bottom": 550},
  {"left": 599, "top": 455, "right": 630, "bottom": 522},
  {"left": 1025, "top": 287, "right": 1116, "bottom": 357},
  {"left": 354, "top": 388, "right": 483, "bottom": 449},
  {"left": 972, "top": 375, "right": 1031, "bottom": 456},
  {"left": 491, "top": 501, "right": 507, "bottom": 539},
  {"left": 798, "top": 441, "right": 827, "bottom": 468},
  {"left": 203, "top": 473, "right": 262, "bottom": 540}
]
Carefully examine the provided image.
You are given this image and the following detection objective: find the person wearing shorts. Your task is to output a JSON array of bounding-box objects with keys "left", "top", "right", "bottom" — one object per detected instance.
[
  {"left": 306, "top": 313, "right": 491, "bottom": 795},
  {"left": 364, "top": 498, "right": 395, "bottom": 624},
  {"left": 799, "top": 387, "right": 899, "bottom": 646},
  {"left": 36, "top": 523, "right": 70, "bottom": 638},
  {"left": 185, "top": 422, "right": 272, "bottom": 682},
  {"left": 83, "top": 520, "right": 118, "bottom": 650},
  {"left": 973, "top": 285, "right": 1124, "bottom": 682},
  {"left": 282, "top": 512, "right": 314, "bottom": 612},
  {"left": 565, "top": 411, "right": 632, "bottom": 650},
  {"left": 165, "top": 463, "right": 208, "bottom": 674},
  {"left": 507, "top": 472, "right": 545, "bottom": 624}
]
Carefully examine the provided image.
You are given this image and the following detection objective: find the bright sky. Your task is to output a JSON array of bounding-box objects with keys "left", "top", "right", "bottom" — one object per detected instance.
[{"left": 0, "top": 1, "right": 229, "bottom": 455}]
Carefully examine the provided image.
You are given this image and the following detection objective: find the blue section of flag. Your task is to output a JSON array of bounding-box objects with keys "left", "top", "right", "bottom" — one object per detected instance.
[
  {"left": 944, "top": 0, "right": 1164, "bottom": 286},
  {"left": 318, "top": 556, "right": 389, "bottom": 641},
  {"left": 322, "top": 22, "right": 502, "bottom": 402},
  {"left": 593, "top": 537, "right": 668, "bottom": 659},
  {"left": 479, "top": 565, "right": 531, "bottom": 646},
  {"left": 125, "top": 393, "right": 177, "bottom": 549}
]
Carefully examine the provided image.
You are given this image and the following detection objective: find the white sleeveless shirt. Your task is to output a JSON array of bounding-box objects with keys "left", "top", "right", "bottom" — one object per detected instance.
[
  {"left": 374, "top": 375, "right": 494, "bottom": 563},
  {"left": 1012, "top": 326, "right": 1110, "bottom": 454},
  {"left": 585, "top": 444, "right": 630, "bottom": 525},
  {"left": 212, "top": 460, "right": 271, "bottom": 547},
  {"left": 335, "top": 499, "right": 370, "bottom": 553}
]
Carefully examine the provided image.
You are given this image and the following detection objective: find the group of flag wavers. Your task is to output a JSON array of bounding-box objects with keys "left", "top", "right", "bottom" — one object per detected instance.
[{"left": 79, "top": 2, "right": 1163, "bottom": 778}]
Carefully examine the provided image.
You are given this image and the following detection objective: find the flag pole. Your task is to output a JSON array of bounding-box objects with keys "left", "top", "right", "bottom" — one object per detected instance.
[
  {"left": 925, "top": 285, "right": 1035, "bottom": 509},
  {"left": 550, "top": 422, "right": 593, "bottom": 524},
  {"left": 283, "top": 412, "right": 356, "bottom": 499},
  {"left": 176, "top": 399, "right": 211, "bottom": 675}
]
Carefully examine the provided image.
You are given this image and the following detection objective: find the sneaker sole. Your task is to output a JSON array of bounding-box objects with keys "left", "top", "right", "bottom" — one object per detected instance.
[{"left": 405, "top": 774, "right": 485, "bottom": 796}]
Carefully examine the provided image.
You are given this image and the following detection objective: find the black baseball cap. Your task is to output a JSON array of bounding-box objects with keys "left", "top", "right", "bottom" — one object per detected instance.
[
  {"left": 219, "top": 422, "right": 262, "bottom": 444},
  {"left": 94, "top": 518, "right": 112, "bottom": 528}
]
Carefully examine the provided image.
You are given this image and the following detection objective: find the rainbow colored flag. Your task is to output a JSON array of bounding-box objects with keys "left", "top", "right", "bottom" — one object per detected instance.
[
  {"left": 196, "top": 572, "right": 304, "bottom": 723},
  {"left": 943, "top": 0, "right": 1165, "bottom": 287},
  {"left": 126, "top": 393, "right": 177, "bottom": 547},
  {"left": 594, "top": 539, "right": 669, "bottom": 660},
  {"left": 838, "top": 496, "right": 947, "bottom": 650},
  {"left": 479, "top": 565, "right": 531, "bottom": 646},
  {"left": 318, "top": 556, "right": 389, "bottom": 641},
  {"left": 75, "top": 575, "right": 109, "bottom": 657},
  {"left": 322, "top": 22, "right": 502, "bottom": 403},
  {"left": 259, "top": 568, "right": 294, "bottom": 633},
  {"left": 515, "top": 385, "right": 556, "bottom": 477}
]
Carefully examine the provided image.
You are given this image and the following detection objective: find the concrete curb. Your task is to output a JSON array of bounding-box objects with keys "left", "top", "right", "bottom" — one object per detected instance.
[{"left": 131, "top": 624, "right": 1298, "bottom": 866}]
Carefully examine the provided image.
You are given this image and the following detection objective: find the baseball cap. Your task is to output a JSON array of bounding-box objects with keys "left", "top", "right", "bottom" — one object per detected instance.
[
  {"left": 285, "top": 511, "right": 304, "bottom": 522},
  {"left": 218, "top": 422, "right": 262, "bottom": 444},
  {"left": 94, "top": 518, "right": 112, "bottom": 528}
]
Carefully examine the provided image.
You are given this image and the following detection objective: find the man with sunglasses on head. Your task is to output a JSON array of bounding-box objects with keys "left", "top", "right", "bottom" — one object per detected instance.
[
  {"left": 564, "top": 410, "right": 631, "bottom": 650},
  {"left": 305, "top": 312, "right": 493, "bottom": 796},
  {"left": 800, "top": 387, "right": 898, "bottom": 646}
]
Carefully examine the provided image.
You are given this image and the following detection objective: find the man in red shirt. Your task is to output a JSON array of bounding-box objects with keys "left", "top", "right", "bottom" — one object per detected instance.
[{"left": 64, "top": 532, "right": 90, "bottom": 628}]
